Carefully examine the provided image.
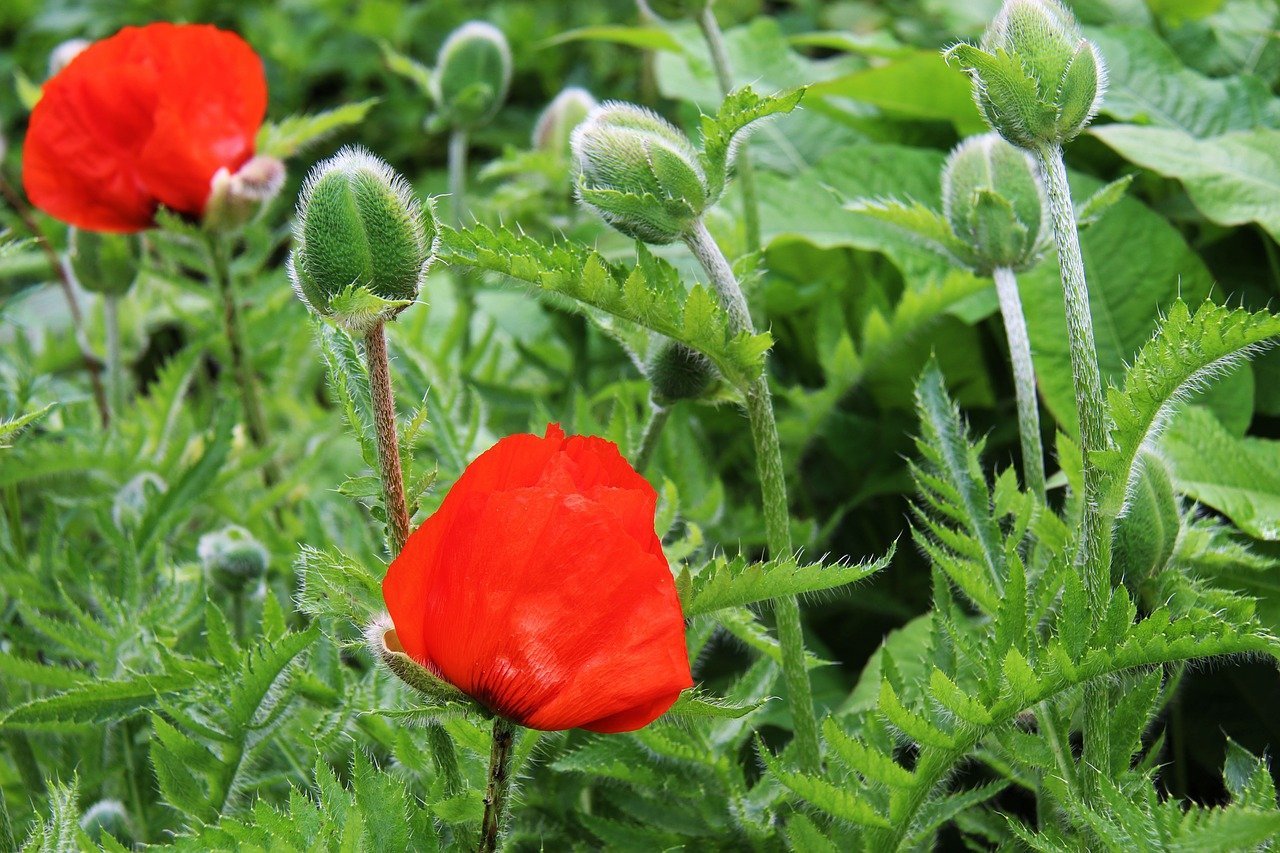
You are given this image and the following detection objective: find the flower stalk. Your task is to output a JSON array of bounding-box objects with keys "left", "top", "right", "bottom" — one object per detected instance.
[
  {"left": 634, "top": 400, "right": 671, "bottom": 473},
  {"left": 364, "top": 321, "right": 411, "bottom": 554},
  {"left": 992, "top": 266, "right": 1045, "bottom": 500},
  {"left": 103, "top": 293, "right": 125, "bottom": 419},
  {"left": 480, "top": 717, "right": 516, "bottom": 853},
  {"left": 448, "top": 128, "right": 477, "bottom": 360},
  {"left": 684, "top": 219, "right": 821, "bottom": 772}
]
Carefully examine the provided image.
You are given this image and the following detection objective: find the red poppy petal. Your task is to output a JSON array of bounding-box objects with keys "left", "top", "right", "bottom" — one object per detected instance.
[
  {"left": 579, "top": 688, "right": 685, "bottom": 734},
  {"left": 135, "top": 24, "right": 266, "bottom": 216},
  {"left": 22, "top": 29, "right": 161, "bottom": 231}
]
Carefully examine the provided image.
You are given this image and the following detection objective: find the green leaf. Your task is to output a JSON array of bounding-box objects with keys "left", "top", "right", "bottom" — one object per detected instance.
[
  {"left": 677, "top": 548, "right": 891, "bottom": 617},
  {"left": 296, "top": 545, "right": 385, "bottom": 623},
  {"left": 256, "top": 98, "right": 381, "bottom": 158},
  {"left": 662, "top": 688, "right": 767, "bottom": 721},
  {"left": 378, "top": 41, "right": 433, "bottom": 94},
  {"left": 1075, "top": 175, "right": 1134, "bottom": 227},
  {"left": 758, "top": 741, "right": 891, "bottom": 829},
  {"left": 1092, "top": 125, "right": 1280, "bottom": 241},
  {"left": 698, "top": 85, "right": 806, "bottom": 199},
  {"left": 2, "top": 672, "right": 201, "bottom": 730},
  {"left": 810, "top": 50, "right": 986, "bottom": 134},
  {"left": 0, "top": 403, "right": 54, "bottom": 449},
  {"left": 540, "top": 25, "right": 683, "bottom": 53}
]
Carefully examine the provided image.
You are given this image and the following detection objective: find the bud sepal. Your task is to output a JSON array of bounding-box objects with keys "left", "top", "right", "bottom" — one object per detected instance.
[
  {"left": 366, "top": 615, "right": 485, "bottom": 713},
  {"left": 431, "top": 22, "right": 512, "bottom": 132}
]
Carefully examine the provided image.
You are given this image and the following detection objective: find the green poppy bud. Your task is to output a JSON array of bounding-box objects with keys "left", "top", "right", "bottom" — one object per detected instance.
[
  {"left": 198, "top": 525, "right": 269, "bottom": 594},
  {"left": 112, "top": 472, "right": 167, "bottom": 532},
  {"left": 79, "top": 799, "right": 131, "bottom": 845},
  {"left": 532, "top": 86, "right": 597, "bottom": 158},
  {"left": 646, "top": 339, "right": 719, "bottom": 405},
  {"left": 1112, "top": 453, "right": 1180, "bottom": 586},
  {"left": 941, "top": 133, "right": 1047, "bottom": 274},
  {"left": 289, "top": 146, "right": 437, "bottom": 333},
  {"left": 434, "top": 22, "right": 512, "bottom": 130},
  {"left": 571, "top": 102, "right": 709, "bottom": 244},
  {"left": 204, "top": 155, "right": 286, "bottom": 233},
  {"left": 946, "top": 0, "right": 1106, "bottom": 149},
  {"left": 639, "top": 0, "right": 710, "bottom": 21},
  {"left": 70, "top": 229, "right": 141, "bottom": 296}
]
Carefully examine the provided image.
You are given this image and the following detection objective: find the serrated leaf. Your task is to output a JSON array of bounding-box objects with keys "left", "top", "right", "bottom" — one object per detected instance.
[
  {"left": 257, "top": 98, "right": 381, "bottom": 158},
  {"left": 677, "top": 548, "right": 891, "bottom": 617},
  {"left": 698, "top": 85, "right": 805, "bottom": 199}
]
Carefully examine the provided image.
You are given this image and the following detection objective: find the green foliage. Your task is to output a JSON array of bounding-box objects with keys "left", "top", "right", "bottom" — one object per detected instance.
[{"left": 676, "top": 548, "right": 892, "bottom": 617}]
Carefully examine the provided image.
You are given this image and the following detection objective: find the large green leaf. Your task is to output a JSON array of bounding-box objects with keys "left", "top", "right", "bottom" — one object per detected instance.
[
  {"left": 808, "top": 50, "right": 986, "bottom": 134},
  {"left": 1092, "top": 125, "right": 1280, "bottom": 241}
]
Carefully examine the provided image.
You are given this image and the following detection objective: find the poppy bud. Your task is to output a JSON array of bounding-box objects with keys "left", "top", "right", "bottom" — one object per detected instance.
[
  {"left": 639, "top": 0, "right": 710, "bottom": 21},
  {"left": 197, "top": 525, "right": 268, "bottom": 594},
  {"left": 69, "top": 229, "right": 142, "bottom": 296},
  {"left": 941, "top": 133, "right": 1047, "bottom": 274},
  {"left": 48, "top": 38, "right": 90, "bottom": 77},
  {"left": 1112, "top": 453, "right": 1180, "bottom": 585},
  {"left": 382, "top": 424, "right": 693, "bottom": 732},
  {"left": 646, "top": 339, "right": 719, "bottom": 405},
  {"left": 79, "top": 799, "right": 131, "bottom": 845},
  {"left": 945, "top": 0, "right": 1106, "bottom": 149},
  {"left": 288, "top": 146, "right": 437, "bottom": 332},
  {"left": 532, "top": 86, "right": 597, "bottom": 158},
  {"left": 434, "top": 22, "right": 512, "bottom": 131},
  {"left": 203, "top": 155, "right": 286, "bottom": 233},
  {"left": 571, "top": 102, "right": 709, "bottom": 245},
  {"left": 112, "top": 472, "right": 167, "bottom": 531}
]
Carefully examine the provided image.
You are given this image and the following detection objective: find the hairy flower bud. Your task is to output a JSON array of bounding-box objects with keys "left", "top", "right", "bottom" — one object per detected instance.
[
  {"left": 79, "top": 799, "right": 131, "bottom": 845},
  {"left": 112, "top": 472, "right": 167, "bottom": 531},
  {"left": 48, "top": 38, "right": 90, "bottom": 77},
  {"left": 289, "top": 146, "right": 437, "bottom": 332},
  {"left": 646, "top": 339, "right": 719, "bottom": 405},
  {"left": 946, "top": 0, "right": 1106, "bottom": 149},
  {"left": 198, "top": 525, "right": 268, "bottom": 593},
  {"left": 532, "top": 86, "right": 597, "bottom": 158},
  {"left": 204, "top": 155, "right": 286, "bottom": 233},
  {"left": 639, "top": 0, "right": 710, "bottom": 21},
  {"left": 571, "top": 102, "right": 709, "bottom": 244},
  {"left": 942, "top": 133, "right": 1047, "bottom": 274},
  {"left": 1112, "top": 453, "right": 1180, "bottom": 585},
  {"left": 434, "top": 22, "right": 512, "bottom": 130},
  {"left": 70, "top": 229, "right": 141, "bottom": 296}
]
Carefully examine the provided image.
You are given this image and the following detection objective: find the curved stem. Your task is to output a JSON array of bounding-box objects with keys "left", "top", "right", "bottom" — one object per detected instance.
[
  {"left": 1034, "top": 145, "right": 1112, "bottom": 787},
  {"left": 696, "top": 7, "right": 762, "bottom": 255},
  {"left": 448, "top": 128, "right": 476, "bottom": 359},
  {"left": 104, "top": 293, "right": 125, "bottom": 419},
  {"left": 992, "top": 267, "right": 1045, "bottom": 501},
  {"left": 683, "top": 219, "right": 820, "bottom": 772},
  {"left": 364, "top": 321, "right": 411, "bottom": 556},
  {"left": 206, "top": 236, "right": 272, "bottom": 453},
  {"left": 634, "top": 400, "right": 671, "bottom": 473},
  {"left": 479, "top": 717, "right": 516, "bottom": 853}
]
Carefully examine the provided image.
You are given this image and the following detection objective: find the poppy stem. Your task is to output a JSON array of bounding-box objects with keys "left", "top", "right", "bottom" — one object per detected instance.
[
  {"left": 696, "top": 6, "right": 761, "bottom": 256},
  {"left": 205, "top": 234, "right": 276, "bottom": 483},
  {"left": 634, "top": 399, "right": 670, "bottom": 473},
  {"left": 992, "top": 266, "right": 1045, "bottom": 501},
  {"left": 448, "top": 127, "right": 476, "bottom": 361},
  {"left": 363, "top": 321, "right": 411, "bottom": 556},
  {"left": 104, "top": 293, "right": 126, "bottom": 419},
  {"left": 0, "top": 175, "right": 110, "bottom": 428},
  {"left": 479, "top": 717, "right": 516, "bottom": 853},
  {"left": 683, "top": 219, "right": 822, "bottom": 773}
]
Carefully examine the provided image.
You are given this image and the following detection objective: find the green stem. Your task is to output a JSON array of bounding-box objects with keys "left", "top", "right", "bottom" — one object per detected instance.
[
  {"left": 634, "top": 400, "right": 671, "bottom": 473},
  {"left": 1034, "top": 144, "right": 1112, "bottom": 786},
  {"left": 104, "top": 293, "right": 125, "bottom": 419},
  {"left": 448, "top": 128, "right": 476, "bottom": 360},
  {"left": 683, "top": 219, "right": 820, "bottom": 772},
  {"left": 992, "top": 267, "right": 1045, "bottom": 501},
  {"left": 479, "top": 717, "right": 516, "bottom": 853},
  {"left": 206, "top": 235, "right": 277, "bottom": 483},
  {"left": 364, "top": 322, "right": 411, "bottom": 556},
  {"left": 697, "top": 6, "right": 762, "bottom": 255}
]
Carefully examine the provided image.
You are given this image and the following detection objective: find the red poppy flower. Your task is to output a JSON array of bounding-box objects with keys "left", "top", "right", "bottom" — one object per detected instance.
[
  {"left": 383, "top": 424, "right": 693, "bottom": 733},
  {"left": 22, "top": 23, "right": 266, "bottom": 233}
]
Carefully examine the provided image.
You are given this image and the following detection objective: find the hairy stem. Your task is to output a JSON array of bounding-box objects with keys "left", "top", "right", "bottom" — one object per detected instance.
[
  {"left": 634, "top": 400, "right": 671, "bottom": 473},
  {"left": 1034, "top": 145, "right": 1112, "bottom": 785},
  {"left": 448, "top": 128, "right": 476, "bottom": 359},
  {"left": 104, "top": 293, "right": 125, "bottom": 419},
  {"left": 992, "top": 267, "right": 1045, "bottom": 500},
  {"left": 684, "top": 219, "right": 820, "bottom": 772},
  {"left": 363, "top": 322, "right": 411, "bottom": 556},
  {"left": 697, "top": 7, "right": 762, "bottom": 255},
  {"left": 206, "top": 235, "right": 275, "bottom": 480},
  {"left": 0, "top": 178, "right": 109, "bottom": 427},
  {"left": 479, "top": 717, "right": 516, "bottom": 853}
]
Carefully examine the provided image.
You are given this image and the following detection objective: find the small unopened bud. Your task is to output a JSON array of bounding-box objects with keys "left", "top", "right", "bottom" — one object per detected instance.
[
  {"left": 946, "top": 0, "right": 1106, "bottom": 149},
  {"left": 48, "top": 38, "right": 90, "bottom": 77},
  {"left": 1112, "top": 453, "right": 1180, "bottom": 586},
  {"left": 639, "top": 0, "right": 710, "bottom": 21},
  {"left": 571, "top": 102, "right": 709, "bottom": 244},
  {"left": 365, "top": 615, "right": 476, "bottom": 706},
  {"left": 112, "top": 472, "right": 167, "bottom": 531},
  {"left": 289, "top": 146, "right": 437, "bottom": 332},
  {"left": 204, "top": 155, "right": 286, "bottom": 233},
  {"left": 533, "top": 86, "right": 597, "bottom": 157},
  {"left": 70, "top": 229, "right": 141, "bottom": 296},
  {"left": 434, "top": 22, "right": 512, "bottom": 130},
  {"left": 80, "top": 799, "right": 131, "bottom": 845},
  {"left": 646, "top": 339, "right": 719, "bottom": 405},
  {"left": 198, "top": 525, "right": 268, "bottom": 593},
  {"left": 942, "top": 133, "right": 1046, "bottom": 274}
]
